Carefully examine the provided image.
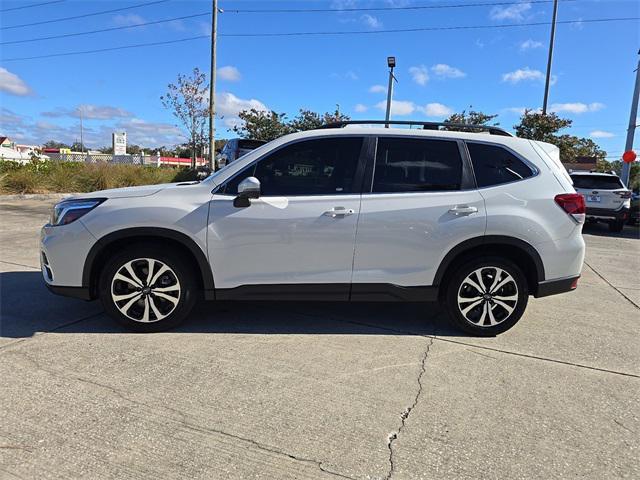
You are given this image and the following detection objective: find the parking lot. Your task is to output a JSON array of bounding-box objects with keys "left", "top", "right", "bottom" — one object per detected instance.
[{"left": 1, "top": 196, "right": 638, "bottom": 480}]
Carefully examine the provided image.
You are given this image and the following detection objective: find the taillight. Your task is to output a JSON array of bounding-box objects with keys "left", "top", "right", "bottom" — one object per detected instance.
[
  {"left": 555, "top": 193, "right": 585, "bottom": 223},
  {"left": 614, "top": 190, "right": 632, "bottom": 199}
]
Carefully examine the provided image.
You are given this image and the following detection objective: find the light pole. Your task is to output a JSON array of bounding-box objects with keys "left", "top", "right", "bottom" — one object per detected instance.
[
  {"left": 385, "top": 56, "right": 397, "bottom": 128},
  {"left": 542, "top": 0, "right": 558, "bottom": 115},
  {"left": 208, "top": 0, "right": 218, "bottom": 170},
  {"left": 621, "top": 50, "right": 640, "bottom": 187}
]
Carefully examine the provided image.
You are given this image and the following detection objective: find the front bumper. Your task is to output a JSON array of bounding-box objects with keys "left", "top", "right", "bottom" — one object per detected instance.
[
  {"left": 45, "top": 284, "right": 92, "bottom": 300},
  {"left": 585, "top": 206, "right": 629, "bottom": 222}
]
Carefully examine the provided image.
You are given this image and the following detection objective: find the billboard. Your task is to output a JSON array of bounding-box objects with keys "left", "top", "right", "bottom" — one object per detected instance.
[{"left": 112, "top": 132, "right": 127, "bottom": 155}]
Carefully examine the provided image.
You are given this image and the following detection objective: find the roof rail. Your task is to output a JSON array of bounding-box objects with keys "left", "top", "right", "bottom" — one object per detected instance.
[{"left": 319, "top": 120, "right": 513, "bottom": 137}]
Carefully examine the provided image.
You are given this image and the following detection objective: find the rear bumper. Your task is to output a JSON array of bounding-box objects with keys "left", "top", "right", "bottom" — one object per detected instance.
[
  {"left": 534, "top": 275, "right": 580, "bottom": 298},
  {"left": 585, "top": 206, "right": 629, "bottom": 221}
]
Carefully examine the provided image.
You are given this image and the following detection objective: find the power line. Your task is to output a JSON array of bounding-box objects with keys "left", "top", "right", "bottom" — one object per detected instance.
[
  {"left": 217, "top": 17, "right": 638, "bottom": 37},
  {"left": 2, "top": 35, "right": 210, "bottom": 62},
  {"left": 0, "top": 0, "right": 64, "bottom": 13},
  {"left": 1, "top": 0, "right": 169, "bottom": 30},
  {"left": 223, "top": 0, "right": 572, "bottom": 14},
  {"left": 2, "top": 16, "right": 637, "bottom": 62},
  {"left": 1, "top": 12, "right": 210, "bottom": 46}
]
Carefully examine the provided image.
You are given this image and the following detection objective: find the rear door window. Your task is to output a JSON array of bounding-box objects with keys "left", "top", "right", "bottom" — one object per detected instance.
[
  {"left": 372, "top": 137, "right": 462, "bottom": 192},
  {"left": 571, "top": 175, "right": 624, "bottom": 190},
  {"left": 467, "top": 142, "right": 535, "bottom": 188}
]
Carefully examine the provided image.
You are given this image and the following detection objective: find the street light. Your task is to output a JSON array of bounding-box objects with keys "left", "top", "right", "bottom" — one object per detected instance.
[{"left": 385, "top": 57, "right": 397, "bottom": 128}]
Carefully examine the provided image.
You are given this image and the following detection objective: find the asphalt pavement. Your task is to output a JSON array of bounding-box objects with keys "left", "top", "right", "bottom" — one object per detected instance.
[{"left": 1, "top": 197, "right": 638, "bottom": 480}]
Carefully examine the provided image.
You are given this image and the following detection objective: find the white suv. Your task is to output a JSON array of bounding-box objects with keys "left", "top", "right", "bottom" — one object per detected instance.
[
  {"left": 569, "top": 171, "right": 631, "bottom": 232},
  {"left": 41, "top": 121, "right": 586, "bottom": 336}
]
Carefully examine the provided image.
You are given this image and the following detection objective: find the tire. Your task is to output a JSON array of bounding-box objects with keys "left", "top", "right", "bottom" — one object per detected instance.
[
  {"left": 442, "top": 257, "right": 529, "bottom": 336},
  {"left": 98, "top": 245, "right": 198, "bottom": 332},
  {"left": 609, "top": 220, "right": 625, "bottom": 233}
]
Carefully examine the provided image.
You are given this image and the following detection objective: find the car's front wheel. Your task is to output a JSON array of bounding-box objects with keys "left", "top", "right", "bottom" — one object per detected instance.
[
  {"left": 98, "top": 246, "right": 197, "bottom": 332},
  {"left": 443, "top": 257, "right": 529, "bottom": 336}
]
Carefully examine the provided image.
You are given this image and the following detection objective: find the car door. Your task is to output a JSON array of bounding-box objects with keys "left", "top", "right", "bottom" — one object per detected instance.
[
  {"left": 352, "top": 136, "right": 486, "bottom": 294},
  {"left": 207, "top": 136, "right": 367, "bottom": 299}
]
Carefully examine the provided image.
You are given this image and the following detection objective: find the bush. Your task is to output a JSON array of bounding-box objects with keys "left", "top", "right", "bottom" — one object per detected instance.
[{"left": 0, "top": 160, "right": 188, "bottom": 194}]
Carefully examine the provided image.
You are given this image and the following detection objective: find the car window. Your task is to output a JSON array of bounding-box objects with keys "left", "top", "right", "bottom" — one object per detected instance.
[
  {"left": 467, "top": 142, "right": 534, "bottom": 188},
  {"left": 372, "top": 137, "right": 462, "bottom": 193},
  {"left": 571, "top": 175, "right": 624, "bottom": 190},
  {"left": 221, "top": 137, "right": 363, "bottom": 196}
]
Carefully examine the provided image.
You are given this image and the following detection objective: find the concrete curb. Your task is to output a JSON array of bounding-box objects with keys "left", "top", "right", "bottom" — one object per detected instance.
[{"left": 0, "top": 193, "right": 80, "bottom": 201}]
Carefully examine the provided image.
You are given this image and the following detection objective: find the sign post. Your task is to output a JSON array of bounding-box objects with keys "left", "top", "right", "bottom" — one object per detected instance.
[{"left": 112, "top": 132, "right": 127, "bottom": 156}]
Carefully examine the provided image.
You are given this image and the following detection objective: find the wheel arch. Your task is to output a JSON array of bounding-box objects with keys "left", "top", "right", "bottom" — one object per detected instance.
[
  {"left": 434, "top": 235, "right": 545, "bottom": 295},
  {"left": 83, "top": 227, "right": 214, "bottom": 299}
]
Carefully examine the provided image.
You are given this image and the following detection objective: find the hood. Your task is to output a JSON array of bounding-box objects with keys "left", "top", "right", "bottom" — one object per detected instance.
[{"left": 72, "top": 182, "right": 175, "bottom": 200}]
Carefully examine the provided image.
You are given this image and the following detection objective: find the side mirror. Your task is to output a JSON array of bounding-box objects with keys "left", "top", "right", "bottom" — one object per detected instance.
[{"left": 234, "top": 176, "right": 260, "bottom": 208}]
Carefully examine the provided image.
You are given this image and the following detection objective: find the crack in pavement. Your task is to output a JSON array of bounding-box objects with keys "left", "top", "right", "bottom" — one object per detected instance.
[
  {"left": 7, "top": 351, "right": 355, "bottom": 480},
  {"left": 321, "top": 316, "right": 640, "bottom": 379},
  {"left": 584, "top": 261, "right": 639, "bottom": 310},
  {"left": 384, "top": 336, "right": 435, "bottom": 480}
]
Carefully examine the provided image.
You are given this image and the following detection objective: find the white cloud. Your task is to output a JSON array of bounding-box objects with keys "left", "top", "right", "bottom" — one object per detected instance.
[
  {"left": 42, "top": 104, "right": 132, "bottom": 120},
  {"left": 409, "top": 65, "right": 429, "bottom": 86},
  {"left": 216, "top": 91, "right": 268, "bottom": 128},
  {"left": 332, "top": 71, "right": 359, "bottom": 80},
  {"left": 217, "top": 66, "right": 241, "bottom": 82},
  {"left": 0, "top": 68, "right": 33, "bottom": 96},
  {"left": 431, "top": 64, "right": 466, "bottom": 79},
  {"left": 354, "top": 103, "right": 368, "bottom": 113},
  {"left": 113, "top": 13, "right": 146, "bottom": 27},
  {"left": 114, "top": 118, "right": 184, "bottom": 145},
  {"left": 375, "top": 100, "right": 415, "bottom": 116},
  {"left": 361, "top": 14, "right": 382, "bottom": 29},
  {"left": 490, "top": 2, "right": 531, "bottom": 21},
  {"left": 369, "top": 84, "right": 387, "bottom": 93},
  {"left": 550, "top": 102, "right": 605, "bottom": 114},
  {"left": 502, "top": 67, "right": 544, "bottom": 83},
  {"left": 590, "top": 130, "right": 615, "bottom": 138},
  {"left": 519, "top": 39, "right": 543, "bottom": 51},
  {"left": 420, "top": 103, "right": 454, "bottom": 117}
]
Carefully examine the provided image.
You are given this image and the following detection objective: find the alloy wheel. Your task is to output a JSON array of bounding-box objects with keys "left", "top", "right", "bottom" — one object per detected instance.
[
  {"left": 457, "top": 267, "right": 518, "bottom": 327},
  {"left": 110, "top": 258, "right": 181, "bottom": 323}
]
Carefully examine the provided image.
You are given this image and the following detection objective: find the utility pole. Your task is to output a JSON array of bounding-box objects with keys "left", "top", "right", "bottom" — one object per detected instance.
[
  {"left": 542, "top": 0, "right": 558, "bottom": 115},
  {"left": 385, "top": 56, "right": 396, "bottom": 128},
  {"left": 208, "top": 0, "right": 218, "bottom": 170},
  {"left": 79, "top": 107, "right": 84, "bottom": 154},
  {"left": 621, "top": 51, "right": 640, "bottom": 187}
]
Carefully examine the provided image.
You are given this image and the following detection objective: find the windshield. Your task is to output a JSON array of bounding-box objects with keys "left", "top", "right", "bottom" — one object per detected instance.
[
  {"left": 571, "top": 175, "right": 624, "bottom": 190},
  {"left": 202, "top": 141, "right": 274, "bottom": 184}
]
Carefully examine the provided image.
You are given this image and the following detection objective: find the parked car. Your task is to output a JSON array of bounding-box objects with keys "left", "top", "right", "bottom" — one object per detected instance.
[
  {"left": 628, "top": 191, "right": 639, "bottom": 226},
  {"left": 218, "top": 138, "right": 266, "bottom": 166},
  {"left": 42, "top": 121, "right": 585, "bottom": 336},
  {"left": 569, "top": 171, "right": 631, "bottom": 232}
]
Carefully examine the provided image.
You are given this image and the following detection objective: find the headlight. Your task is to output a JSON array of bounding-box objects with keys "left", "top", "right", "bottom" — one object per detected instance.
[{"left": 51, "top": 198, "right": 105, "bottom": 226}]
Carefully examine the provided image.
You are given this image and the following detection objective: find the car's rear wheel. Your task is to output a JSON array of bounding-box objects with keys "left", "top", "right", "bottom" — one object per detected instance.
[
  {"left": 443, "top": 257, "right": 528, "bottom": 336},
  {"left": 98, "top": 246, "right": 197, "bottom": 332},
  {"left": 609, "top": 219, "right": 625, "bottom": 232}
]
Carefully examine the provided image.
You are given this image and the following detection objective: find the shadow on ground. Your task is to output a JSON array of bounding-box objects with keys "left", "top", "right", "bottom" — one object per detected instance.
[
  {"left": 0, "top": 271, "right": 459, "bottom": 339},
  {"left": 582, "top": 222, "right": 640, "bottom": 240}
]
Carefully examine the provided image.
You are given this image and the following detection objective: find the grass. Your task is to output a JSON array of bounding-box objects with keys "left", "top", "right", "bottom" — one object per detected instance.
[{"left": 0, "top": 160, "right": 199, "bottom": 194}]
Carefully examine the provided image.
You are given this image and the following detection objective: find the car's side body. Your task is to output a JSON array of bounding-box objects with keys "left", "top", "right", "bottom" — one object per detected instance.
[{"left": 42, "top": 127, "right": 584, "bottom": 316}]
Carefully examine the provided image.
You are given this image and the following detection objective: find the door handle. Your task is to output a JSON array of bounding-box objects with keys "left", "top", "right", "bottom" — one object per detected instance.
[
  {"left": 449, "top": 205, "right": 478, "bottom": 216},
  {"left": 323, "top": 207, "right": 355, "bottom": 218}
]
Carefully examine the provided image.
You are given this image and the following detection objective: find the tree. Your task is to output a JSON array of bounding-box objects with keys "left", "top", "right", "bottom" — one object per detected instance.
[
  {"left": 161, "top": 67, "right": 210, "bottom": 169},
  {"left": 514, "top": 110, "right": 605, "bottom": 164},
  {"left": 42, "top": 140, "right": 70, "bottom": 149},
  {"left": 514, "top": 110, "right": 572, "bottom": 141},
  {"left": 444, "top": 108, "right": 498, "bottom": 130},
  {"left": 233, "top": 107, "right": 351, "bottom": 142}
]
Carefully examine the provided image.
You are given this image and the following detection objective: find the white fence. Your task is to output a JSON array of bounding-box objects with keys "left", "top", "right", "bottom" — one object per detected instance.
[{"left": 44, "top": 153, "right": 208, "bottom": 168}]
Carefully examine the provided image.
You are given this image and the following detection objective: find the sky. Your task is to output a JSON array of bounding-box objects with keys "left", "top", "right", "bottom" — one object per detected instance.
[{"left": 0, "top": 0, "right": 638, "bottom": 159}]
